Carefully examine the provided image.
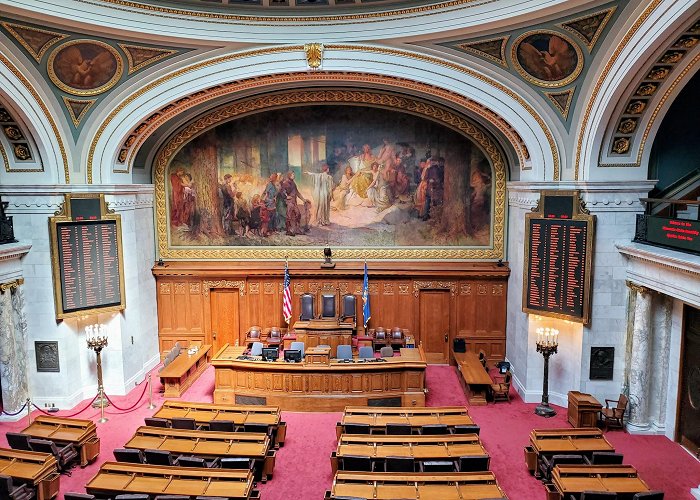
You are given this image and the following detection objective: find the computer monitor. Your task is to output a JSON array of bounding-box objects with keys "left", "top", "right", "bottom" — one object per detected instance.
[
  {"left": 284, "top": 349, "right": 302, "bottom": 363},
  {"left": 262, "top": 347, "right": 279, "bottom": 361}
]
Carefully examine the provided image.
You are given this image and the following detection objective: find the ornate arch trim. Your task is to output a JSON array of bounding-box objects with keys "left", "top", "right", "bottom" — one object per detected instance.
[{"left": 153, "top": 89, "right": 507, "bottom": 260}]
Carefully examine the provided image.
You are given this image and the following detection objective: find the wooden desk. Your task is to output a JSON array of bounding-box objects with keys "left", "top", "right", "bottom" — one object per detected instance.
[
  {"left": 329, "top": 471, "right": 507, "bottom": 500},
  {"left": 21, "top": 415, "right": 100, "bottom": 467},
  {"left": 530, "top": 428, "right": 614, "bottom": 456},
  {"left": 124, "top": 426, "right": 275, "bottom": 480},
  {"left": 306, "top": 346, "right": 331, "bottom": 365},
  {"left": 453, "top": 352, "right": 493, "bottom": 405},
  {"left": 552, "top": 465, "right": 650, "bottom": 498},
  {"left": 159, "top": 344, "right": 211, "bottom": 398},
  {"left": 338, "top": 406, "right": 473, "bottom": 437},
  {"left": 86, "top": 462, "right": 257, "bottom": 499},
  {"left": 152, "top": 401, "right": 286, "bottom": 446},
  {"left": 332, "top": 434, "right": 486, "bottom": 473},
  {"left": 0, "top": 448, "right": 60, "bottom": 500},
  {"left": 567, "top": 391, "right": 603, "bottom": 428},
  {"left": 292, "top": 319, "right": 354, "bottom": 357},
  {"left": 212, "top": 344, "right": 427, "bottom": 411}
]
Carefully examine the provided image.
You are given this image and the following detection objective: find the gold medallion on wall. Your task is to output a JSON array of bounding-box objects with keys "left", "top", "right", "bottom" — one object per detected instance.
[
  {"left": 511, "top": 30, "right": 584, "bottom": 88},
  {"left": 47, "top": 40, "right": 123, "bottom": 96}
]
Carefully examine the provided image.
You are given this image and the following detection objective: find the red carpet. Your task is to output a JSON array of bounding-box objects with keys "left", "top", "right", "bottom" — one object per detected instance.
[{"left": 1, "top": 364, "right": 699, "bottom": 499}]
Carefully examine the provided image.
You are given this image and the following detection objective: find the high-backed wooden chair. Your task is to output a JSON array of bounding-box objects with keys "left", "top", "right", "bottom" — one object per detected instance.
[
  {"left": 321, "top": 293, "right": 337, "bottom": 319},
  {"left": 300, "top": 293, "right": 315, "bottom": 320},
  {"left": 389, "top": 327, "right": 405, "bottom": 349},
  {"left": 266, "top": 327, "right": 282, "bottom": 347},
  {"left": 341, "top": 294, "right": 356, "bottom": 323},
  {"left": 245, "top": 326, "right": 262, "bottom": 346},
  {"left": 490, "top": 371, "right": 512, "bottom": 403},
  {"left": 600, "top": 394, "right": 628, "bottom": 431}
]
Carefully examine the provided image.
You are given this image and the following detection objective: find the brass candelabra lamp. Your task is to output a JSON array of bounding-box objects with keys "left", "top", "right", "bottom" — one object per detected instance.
[
  {"left": 535, "top": 327, "right": 559, "bottom": 418},
  {"left": 86, "top": 324, "right": 110, "bottom": 422}
]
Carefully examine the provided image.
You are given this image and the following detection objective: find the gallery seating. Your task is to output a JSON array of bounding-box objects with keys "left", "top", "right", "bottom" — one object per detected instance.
[
  {"left": 144, "top": 449, "right": 178, "bottom": 466},
  {"left": 420, "top": 460, "right": 455, "bottom": 472},
  {"left": 600, "top": 394, "right": 628, "bottom": 431},
  {"left": 585, "top": 452, "right": 624, "bottom": 465},
  {"left": 457, "top": 455, "right": 490, "bottom": 472},
  {"left": 208, "top": 420, "right": 235, "bottom": 432},
  {"left": 454, "top": 424, "right": 480, "bottom": 435},
  {"left": 171, "top": 417, "right": 197, "bottom": 430},
  {"left": 64, "top": 494, "right": 96, "bottom": 500},
  {"left": 384, "top": 456, "right": 415, "bottom": 472},
  {"left": 144, "top": 417, "right": 169, "bottom": 428},
  {"left": 113, "top": 448, "right": 144, "bottom": 464},
  {"left": 339, "top": 455, "right": 374, "bottom": 472}
]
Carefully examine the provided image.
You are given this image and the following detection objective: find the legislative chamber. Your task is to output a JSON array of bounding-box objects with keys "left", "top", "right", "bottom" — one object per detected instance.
[{"left": 0, "top": 0, "right": 698, "bottom": 498}]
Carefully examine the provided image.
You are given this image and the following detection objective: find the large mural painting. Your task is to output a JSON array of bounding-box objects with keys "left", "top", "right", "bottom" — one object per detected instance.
[{"left": 155, "top": 92, "right": 506, "bottom": 260}]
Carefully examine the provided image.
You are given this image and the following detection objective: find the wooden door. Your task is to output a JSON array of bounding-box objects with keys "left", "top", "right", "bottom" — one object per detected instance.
[
  {"left": 210, "top": 289, "right": 240, "bottom": 353},
  {"left": 419, "top": 290, "right": 451, "bottom": 363},
  {"left": 678, "top": 305, "right": 700, "bottom": 455}
]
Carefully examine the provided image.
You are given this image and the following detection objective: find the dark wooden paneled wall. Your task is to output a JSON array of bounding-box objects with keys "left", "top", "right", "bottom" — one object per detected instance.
[{"left": 153, "top": 261, "right": 509, "bottom": 363}]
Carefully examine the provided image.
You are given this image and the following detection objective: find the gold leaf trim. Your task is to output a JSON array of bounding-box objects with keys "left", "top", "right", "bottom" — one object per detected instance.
[
  {"left": 0, "top": 278, "right": 25, "bottom": 293},
  {"left": 202, "top": 279, "right": 246, "bottom": 297},
  {"left": 455, "top": 36, "right": 509, "bottom": 67},
  {"left": 118, "top": 43, "right": 178, "bottom": 74},
  {"left": 47, "top": 39, "right": 124, "bottom": 96},
  {"left": 62, "top": 96, "right": 96, "bottom": 127},
  {"left": 1, "top": 22, "right": 69, "bottom": 62},
  {"left": 0, "top": 143, "right": 8, "bottom": 172},
  {"left": 544, "top": 87, "right": 575, "bottom": 118},
  {"left": 511, "top": 30, "right": 584, "bottom": 88}
]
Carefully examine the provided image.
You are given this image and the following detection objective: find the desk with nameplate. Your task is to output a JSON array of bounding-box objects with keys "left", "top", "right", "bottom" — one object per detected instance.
[
  {"left": 337, "top": 406, "right": 473, "bottom": 438},
  {"left": 327, "top": 471, "right": 507, "bottom": 500},
  {"left": 85, "top": 462, "right": 258, "bottom": 499},
  {"left": 152, "top": 400, "right": 286, "bottom": 446},
  {"left": 331, "top": 434, "right": 487, "bottom": 473},
  {"left": 0, "top": 448, "right": 60, "bottom": 500},
  {"left": 21, "top": 415, "right": 100, "bottom": 467},
  {"left": 124, "top": 426, "right": 275, "bottom": 480},
  {"left": 552, "top": 464, "right": 650, "bottom": 498}
]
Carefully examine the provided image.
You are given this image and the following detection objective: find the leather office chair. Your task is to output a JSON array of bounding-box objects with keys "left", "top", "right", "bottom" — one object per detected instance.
[
  {"left": 245, "top": 326, "right": 262, "bottom": 346},
  {"left": 5, "top": 432, "right": 32, "bottom": 451},
  {"left": 420, "top": 460, "right": 455, "bottom": 472},
  {"left": 113, "top": 448, "right": 144, "bottom": 463},
  {"left": 389, "top": 327, "right": 405, "bottom": 349},
  {"left": 600, "top": 394, "right": 628, "bottom": 431},
  {"left": 208, "top": 420, "right": 235, "bottom": 432},
  {"left": 478, "top": 350, "right": 488, "bottom": 370},
  {"left": 290, "top": 341, "right": 305, "bottom": 358},
  {"left": 221, "top": 457, "right": 253, "bottom": 470},
  {"left": 321, "top": 294, "right": 336, "bottom": 319},
  {"left": 385, "top": 423, "right": 412, "bottom": 435},
  {"left": 380, "top": 346, "right": 394, "bottom": 358},
  {"left": 373, "top": 328, "right": 388, "bottom": 350},
  {"left": 454, "top": 425, "right": 480, "bottom": 435},
  {"left": 144, "top": 449, "right": 177, "bottom": 466},
  {"left": 177, "top": 456, "right": 208, "bottom": 468},
  {"left": 491, "top": 371, "right": 512, "bottom": 403},
  {"left": 0, "top": 475, "right": 33, "bottom": 500},
  {"left": 244, "top": 423, "right": 270, "bottom": 434},
  {"left": 340, "top": 455, "right": 374, "bottom": 472},
  {"left": 250, "top": 341, "right": 264, "bottom": 356},
  {"left": 144, "top": 417, "right": 169, "bottom": 428},
  {"left": 114, "top": 495, "right": 150, "bottom": 500},
  {"left": 154, "top": 496, "right": 192, "bottom": 500},
  {"left": 344, "top": 423, "right": 370, "bottom": 435},
  {"left": 586, "top": 452, "right": 624, "bottom": 465},
  {"left": 300, "top": 293, "right": 315, "bottom": 320},
  {"left": 171, "top": 417, "right": 197, "bottom": 430},
  {"left": 457, "top": 455, "right": 490, "bottom": 472},
  {"left": 341, "top": 294, "right": 356, "bottom": 323},
  {"left": 267, "top": 327, "right": 282, "bottom": 347},
  {"left": 537, "top": 454, "right": 584, "bottom": 482},
  {"left": 336, "top": 345, "right": 353, "bottom": 360},
  {"left": 579, "top": 493, "right": 618, "bottom": 500},
  {"left": 28, "top": 438, "right": 78, "bottom": 474},
  {"left": 384, "top": 456, "right": 415, "bottom": 472},
  {"left": 421, "top": 424, "right": 448, "bottom": 435},
  {"left": 632, "top": 492, "right": 664, "bottom": 499},
  {"left": 358, "top": 346, "right": 374, "bottom": 359},
  {"left": 64, "top": 494, "right": 96, "bottom": 500}
]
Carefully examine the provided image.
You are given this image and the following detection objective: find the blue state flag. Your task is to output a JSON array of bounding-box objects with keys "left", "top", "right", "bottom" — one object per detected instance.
[{"left": 362, "top": 262, "right": 371, "bottom": 327}]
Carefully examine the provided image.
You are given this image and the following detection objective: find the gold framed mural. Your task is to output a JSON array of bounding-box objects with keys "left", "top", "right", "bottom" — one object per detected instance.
[
  {"left": 511, "top": 30, "right": 584, "bottom": 88},
  {"left": 47, "top": 40, "right": 123, "bottom": 96},
  {"left": 154, "top": 89, "right": 507, "bottom": 260}
]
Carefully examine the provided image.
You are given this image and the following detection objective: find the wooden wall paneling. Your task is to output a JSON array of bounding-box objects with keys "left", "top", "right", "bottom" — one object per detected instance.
[{"left": 210, "top": 289, "right": 240, "bottom": 353}]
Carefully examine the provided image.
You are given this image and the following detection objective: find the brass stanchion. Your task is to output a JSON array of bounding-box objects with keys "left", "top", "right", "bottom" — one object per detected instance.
[
  {"left": 98, "top": 387, "right": 108, "bottom": 424},
  {"left": 147, "top": 373, "right": 156, "bottom": 410},
  {"left": 26, "top": 398, "right": 32, "bottom": 424}
]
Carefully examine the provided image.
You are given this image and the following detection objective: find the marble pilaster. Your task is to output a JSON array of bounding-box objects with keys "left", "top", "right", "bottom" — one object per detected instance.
[
  {"left": 627, "top": 282, "right": 652, "bottom": 431},
  {"left": 650, "top": 294, "right": 672, "bottom": 431},
  {"left": 0, "top": 279, "right": 29, "bottom": 413}
]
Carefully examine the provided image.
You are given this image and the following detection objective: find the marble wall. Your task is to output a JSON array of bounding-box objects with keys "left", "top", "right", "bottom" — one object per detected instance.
[{"left": 0, "top": 185, "right": 159, "bottom": 411}]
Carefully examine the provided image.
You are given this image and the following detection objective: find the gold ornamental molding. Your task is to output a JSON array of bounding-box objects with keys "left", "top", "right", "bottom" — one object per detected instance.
[
  {"left": 413, "top": 281, "right": 457, "bottom": 297},
  {"left": 89, "top": 45, "right": 556, "bottom": 183},
  {"left": 0, "top": 143, "right": 8, "bottom": 172},
  {"left": 82, "top": 0, "right": 491, "bottom": 24},
  {"left": 510, "top": 30, "right": 584, "bottom": 89},
  {"left": 573, "top": 0, "right": 662, "bottom": 179},
  {"left": 47, "top": 39, "right": 124, "bottom": 97},
  {"left": 304, "top": 43, "right": 323, "bottom": 69},
  {"left": 153, "top": 88, "right": 507, "bottom": 261},
  {"left": 0, "top": 278, "right": 24, "bottom": 293},
  {"left": 119, "top": 72, "right": 530, "bottom": 177},
  {"left": 626, "top": 280, "right": 653, "bottom": 296},
  {"left": 0, "top": 53, "right": 69, "bottom": 182},
  {"left": 202, "top": 280, "right": 246, "bottom": 297}
]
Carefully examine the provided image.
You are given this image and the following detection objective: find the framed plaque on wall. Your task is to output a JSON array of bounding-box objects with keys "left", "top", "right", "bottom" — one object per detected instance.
[{"left": 49, "top": 193, "right": 125, "bottom": 320}]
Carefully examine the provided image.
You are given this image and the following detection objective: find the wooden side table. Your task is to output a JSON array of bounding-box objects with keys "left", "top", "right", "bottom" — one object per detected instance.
[{"left": 305, "top": 346, "right": 331, "bottom": 365}]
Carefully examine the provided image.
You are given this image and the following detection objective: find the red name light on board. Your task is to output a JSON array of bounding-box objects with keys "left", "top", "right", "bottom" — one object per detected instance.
[
  {"left": 74, "top": 216, "right": 98, "bottom": 221},
  {"left": 546, "top": 214, "right": 570, "bottom": 219}
]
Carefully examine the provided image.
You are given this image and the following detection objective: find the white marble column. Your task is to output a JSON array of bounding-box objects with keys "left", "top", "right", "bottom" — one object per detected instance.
[
  {"left": 0, "top": 279, "right": 29, "bottom": 414},
  {"left": 627, "top": 282, "right": 652, "bottom": 432},
  {"left": 649, "top": 294, "right": 672, "bottom": 432}
]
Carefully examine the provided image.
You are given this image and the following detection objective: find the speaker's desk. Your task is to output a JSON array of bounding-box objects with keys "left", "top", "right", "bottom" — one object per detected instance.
[
  {"left": 212, "top": 345, "right": 427, "bottom": 411},
  {"left": 288, "top": 319, "right": 355, "bottom": 357}
]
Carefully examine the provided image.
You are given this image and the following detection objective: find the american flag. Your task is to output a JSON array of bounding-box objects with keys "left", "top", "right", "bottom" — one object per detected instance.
[{"left": 282, "top": 260, "right": 292, "bottom": 325}]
